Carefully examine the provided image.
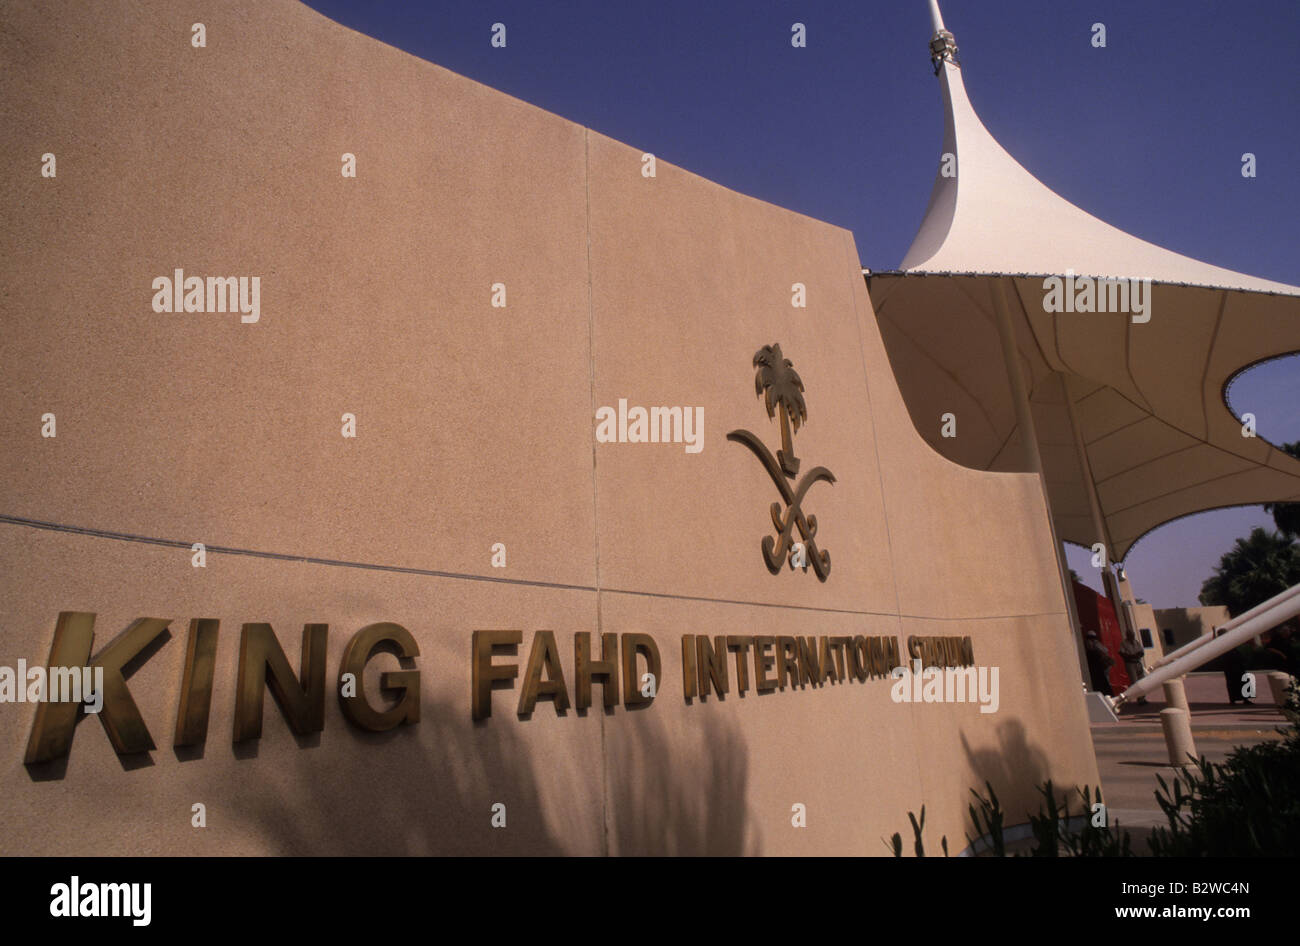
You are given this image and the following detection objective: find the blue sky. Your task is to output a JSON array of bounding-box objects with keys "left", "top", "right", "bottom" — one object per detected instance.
[{"left": 303, "top": 0, "right": 1299, "bottom": 608}]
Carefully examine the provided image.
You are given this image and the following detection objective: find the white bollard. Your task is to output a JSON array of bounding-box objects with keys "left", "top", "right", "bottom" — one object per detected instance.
[
  {"left": 1266, "top": 672, "right": 1295, "bottom": 708},
  {"left": 1162, "top": 678, "right": 1189, "bottom": 714},
  {"left": 1159, "top": 708, "right": 1197, "bottom": 768}
]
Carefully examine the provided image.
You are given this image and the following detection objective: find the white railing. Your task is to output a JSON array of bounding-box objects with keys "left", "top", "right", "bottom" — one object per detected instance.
[
  {"left": 1147, "top": 583, "right": 1300, "bottom": 671},
  {"left": 1113, "top": 580, "right": 1300, "bottom": 707}
]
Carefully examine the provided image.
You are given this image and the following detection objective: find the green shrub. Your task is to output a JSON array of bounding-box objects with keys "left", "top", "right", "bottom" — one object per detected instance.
[
  {"left": 1147, "top": 680, "right": 1300, "bottom": 857},
  {"left": 890, "top": 681, "right": 1298, "bottom": 857}
]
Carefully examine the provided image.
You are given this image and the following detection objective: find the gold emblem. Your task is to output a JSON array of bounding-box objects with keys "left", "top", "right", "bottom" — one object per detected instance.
[{"left": 727, "top": 344, "right": 835, "bottom": 581}]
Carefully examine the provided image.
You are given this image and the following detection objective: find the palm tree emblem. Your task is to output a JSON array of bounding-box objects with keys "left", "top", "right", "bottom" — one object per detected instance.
[
  {"left": 753, "top": 343, "right": 807, "bottom": 476},
  {"left": 727, "top": 344, "right": 836, "bottom": 581}
]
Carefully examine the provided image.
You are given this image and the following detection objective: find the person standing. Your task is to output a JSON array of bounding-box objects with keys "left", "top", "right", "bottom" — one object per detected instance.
[
  {"left": 1281, "top": 624, "right": 1300, "bottom": 679},
  {"left": 1119, "top": 629, "right": 1148, "bottom": 704},
  {"left": 1216, "top": 627, "right": 1253, "bottom": 705},
  {"left": 1084, "top": 630, "right": 1114, "bottom": 697}
]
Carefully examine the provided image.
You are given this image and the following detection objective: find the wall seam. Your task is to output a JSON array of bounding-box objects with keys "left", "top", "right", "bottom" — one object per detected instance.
[
  {"left": 581, "top": 128, "right": 611, "bottom": 859},
  {"left": 841, "top": 232, "right": 929, "bottom": 812},
  {"left": 0, "top": 515, "right": 1067, "bottom": 622}
]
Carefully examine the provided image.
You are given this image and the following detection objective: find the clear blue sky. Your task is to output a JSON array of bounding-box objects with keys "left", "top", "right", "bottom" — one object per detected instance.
[{"left": 303, "top": 0, "right": 1300, "bottom": 608}]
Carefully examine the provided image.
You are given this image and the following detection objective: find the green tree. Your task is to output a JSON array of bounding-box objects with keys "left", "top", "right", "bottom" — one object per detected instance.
[
  {"left": 1263, "top": 441, "right": 1300, "bottom": 537},
  {"left": 1199, "top": 527, "right": 1300, "bottom": 617}
]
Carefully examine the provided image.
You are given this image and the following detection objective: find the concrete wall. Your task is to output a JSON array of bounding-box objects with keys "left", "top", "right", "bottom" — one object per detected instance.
[
  {"left": 1153, "top": 606, "right": 1231, "bottom": 651},
  {"left": 0, "top": 0, "right": 1099, "bottom": 855},
  {"left": 1129, "top": 601, "right": 1166, "bottom": 660}
]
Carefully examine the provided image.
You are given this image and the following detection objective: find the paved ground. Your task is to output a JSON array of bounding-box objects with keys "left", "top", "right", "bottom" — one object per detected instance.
[
  {"left": 1098, "top": 670, "right": 1290, "bottom": 733},
  {"left": 1089, "top": 672, "right": 1292, "bottom": 849}
]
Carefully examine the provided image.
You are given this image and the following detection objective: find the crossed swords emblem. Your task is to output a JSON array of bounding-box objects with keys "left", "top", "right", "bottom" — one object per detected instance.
[{"left": 726, "top": 344, "right": 835, "bottom": 581}]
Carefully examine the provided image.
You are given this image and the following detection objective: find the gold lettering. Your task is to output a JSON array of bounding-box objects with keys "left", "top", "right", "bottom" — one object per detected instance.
[
  {"left": 471, "top": 630, "right": 521, "bottom": 720},
  {"left": 726, "top": 636, "right": 754, "bottom": 694},
  {"left": 778, "top": 636, "right": 799, "bottom": 689},
  {"left": 575, "top": 632, "right": 619, "bottom": 711},
  {"left": 696, "top": 635, "right": 729, "bottom": 699},
  {"left": 754, "top": 636, "right": 777, "bottom": 692},
  {"left": 25, "top": 612, "right": 172, "bottom": 763},
  {"left": 518, "top": 630, "right": 570, "bottom": 716},
  {"left": 174, "top": 618, "right": 219, "bottom": 747},
  {"left": 233, "top": 623, "right": 327, "bottom": 742},
  {"left": 850, "top": 635, "right": 868, "bottom": 681},
  {"left": 681, "top": 635, "right": 697, "bottom": 700},
  {"left": 818, "top": 637, "right": 838, "bottom": 684},
  {"left": 338, "top": 622, "right": 420, "bottom": 732},
  {"left": 831, "top": 636, "right": 850, "bottom": 680},
  {"left": 621, "top": 633, "right": 660, "bottom": 706},
  {"left": 798, "top": 636, "right": 820, "bottom": 687}
]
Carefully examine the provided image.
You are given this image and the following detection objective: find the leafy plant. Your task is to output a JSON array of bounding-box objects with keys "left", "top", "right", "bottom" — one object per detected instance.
[
  {"left": 892, "top": 780, "right": 1132, "bottom": 856},
  {"left": 886, "top": 804, "right": 949, "bottom": 857},
  {"left": 1264, "top": 442, "right": 1300, "bottom": 538},
  {"left": 1063, "top": 785, "right": 1133, "bottom": 857},
  {"left": 1198, "top": 527, "right": 1300, "bottom": 617},
  {"left": 890, "top": 681, "right": 1298, "bottom": 857},
  {"left": 1147, "top": 680, "right": 1300, "bottom": 856},
  {"left": 967, "top": 780, "right": 1005, "bottom": 857}
]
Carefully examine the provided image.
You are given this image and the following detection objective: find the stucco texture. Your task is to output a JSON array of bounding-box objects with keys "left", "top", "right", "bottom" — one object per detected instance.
[{"left": 0, "top": 0, "right": 1098, "bottom": 855}]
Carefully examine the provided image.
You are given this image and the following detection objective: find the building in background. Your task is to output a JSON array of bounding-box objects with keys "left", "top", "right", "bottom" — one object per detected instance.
[{"left": 1151, "top": 605, "right": 1232, "bottom": 651}]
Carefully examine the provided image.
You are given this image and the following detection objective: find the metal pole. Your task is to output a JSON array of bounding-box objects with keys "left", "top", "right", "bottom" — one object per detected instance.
[
  {"left": 989, "top": 279, "right": 1092, "bottom": 689},
  {"left": 927, "top": 0, "right": 946, "bottom": 34},
  {"left": 1061, "top": 372, "right": 1136, "bottom": 645},
  {"left": 1114, "top": 585, "right": 1300, "bottom": 706},
  {"left": 1148, "top": 582, "right": 1300, "bottom": 670},
  {"left": 1149, "top": 632, "right": 1214, "bottom": 670}
]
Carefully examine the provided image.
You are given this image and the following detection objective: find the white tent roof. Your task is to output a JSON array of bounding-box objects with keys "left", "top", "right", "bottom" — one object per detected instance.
[{"left": 869, "top": 2, "right": 1300, "bottom": 560}]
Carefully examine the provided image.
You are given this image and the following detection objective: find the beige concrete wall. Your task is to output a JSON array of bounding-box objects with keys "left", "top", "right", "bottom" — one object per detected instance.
[
  {"left": 1154, "top": 606, "right": 1231, "bottom": 651},
  {"left": 1129, "top": 601, "right": 1166, "bottom": 660},
  {"left": 0, "top": 0, "right": 1099, "bottom": 855}
]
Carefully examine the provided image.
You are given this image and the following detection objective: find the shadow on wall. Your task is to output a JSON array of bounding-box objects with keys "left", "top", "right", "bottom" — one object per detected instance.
[
  {"left": 235, "top": 702, "right": 757, "bottom": 855},
  {"left": 236, "top": 700, "right": 566, "bottom": 855},
  {"left": 959, "top": 719, "right": 1054, "bottom": 826},
  {"left": 606, "top": 712, "right": 758, "bottom": 856}
]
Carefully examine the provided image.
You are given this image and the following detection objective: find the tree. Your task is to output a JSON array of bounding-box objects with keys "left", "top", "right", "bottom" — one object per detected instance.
[
  {"left": 1199, "top": 527, "right": 1300, "bottom": 617},
  {"left": 752, "top": 343, "right": 807, "bottom": 476},
  {"left": 1263, "top": 441, "right": 1300, "bottom": 537}
]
